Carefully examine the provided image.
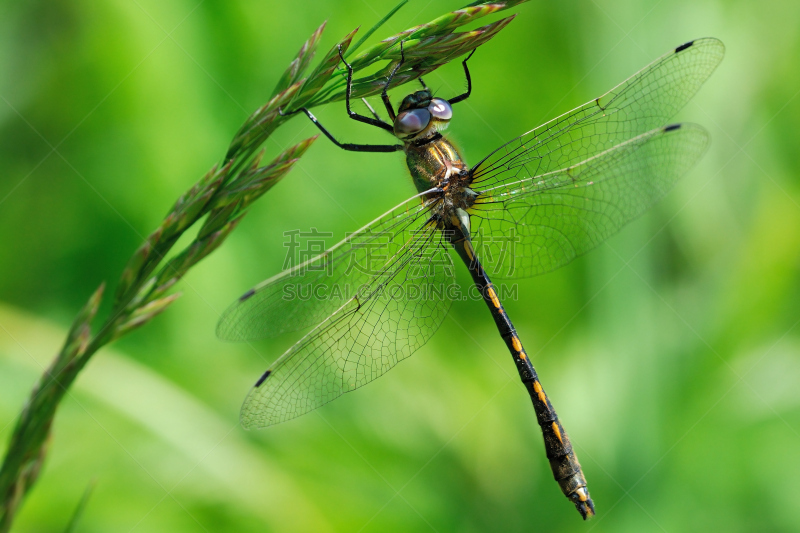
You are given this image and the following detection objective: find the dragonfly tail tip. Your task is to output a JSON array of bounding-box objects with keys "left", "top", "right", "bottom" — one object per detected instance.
[
  {"left": 576, "top": 499, "right": 596, "bottom": 520},
  {"left": 570, "top": 490, "right": 596, "bottom": 520}
]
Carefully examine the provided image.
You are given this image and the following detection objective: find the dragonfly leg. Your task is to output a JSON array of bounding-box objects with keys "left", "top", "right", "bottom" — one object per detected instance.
[
  {"left": 337, "top": 46, "right": 394, "bottom": 133},
  {"left": 333, "top": 63, "right": 384, "bottom": 123},
  {"left": 418, "top": 76, "right": 429, "bottom": 90},
  {"left": 279, "top": 107, "right": 403, "bottom": 153},
  {"left": 380, "top": 40, "right": 406, "bottom": 122},
  {"left": 448, "top": 48, "right": 477, "bottom": 105}
]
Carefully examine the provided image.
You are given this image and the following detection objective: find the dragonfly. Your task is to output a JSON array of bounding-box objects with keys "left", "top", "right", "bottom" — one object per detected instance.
[{"left": 217, "top": 37, "right": 724, "bottom": 519}]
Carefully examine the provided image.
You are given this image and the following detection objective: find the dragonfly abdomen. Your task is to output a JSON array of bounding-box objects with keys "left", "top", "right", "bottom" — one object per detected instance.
[
  {"left": 447, "top": 231, "right": 596, "bottom": 519},
  {"left": 496, "top": 297, "right": 595, "bottom": 518}
]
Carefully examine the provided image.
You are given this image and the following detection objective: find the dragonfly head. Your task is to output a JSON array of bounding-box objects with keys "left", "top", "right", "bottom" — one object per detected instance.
[{"left": 394, "top": 90, "right": 453, "bottom": 141}]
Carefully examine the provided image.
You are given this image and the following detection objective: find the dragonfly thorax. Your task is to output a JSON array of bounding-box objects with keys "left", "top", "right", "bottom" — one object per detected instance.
[{"left": 405, "top": 134, "right": 472, "bottom": 196}]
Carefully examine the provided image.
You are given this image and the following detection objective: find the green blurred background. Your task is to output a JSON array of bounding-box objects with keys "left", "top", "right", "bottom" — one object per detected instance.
[{"left": 2, "top": 0, "right": 799, "bottom": 531}]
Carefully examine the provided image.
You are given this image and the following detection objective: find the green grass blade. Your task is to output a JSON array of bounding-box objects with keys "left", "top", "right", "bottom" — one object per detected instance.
[
  {"left": 345, "top": 0, "right": 408, "bottom": 58},
  {"left": 63, "top": 479, "right": 96, "bottom": 533}
]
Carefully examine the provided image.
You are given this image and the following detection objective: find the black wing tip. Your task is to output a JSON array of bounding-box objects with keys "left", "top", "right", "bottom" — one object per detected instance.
[
  {"left": 255, "top": 369, "right": 272, "bottom": 387},
  {"left": 664, "top": 123, "right": 682, "bottom": 132},
  {"left": 240, "top": 288, "right": 256, "bottom": 301},
  {"left": 675, "top": 40, "right": 695, "bottom": 53}
]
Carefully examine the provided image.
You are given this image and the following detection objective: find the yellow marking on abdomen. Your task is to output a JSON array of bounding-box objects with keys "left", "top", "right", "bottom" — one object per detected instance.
[
  {"left": 464, "top": 240, "right": 475, "bottom": 261},
  {"left": 533, "top": 380, "right": 547, "bottom": 404},
  {"left": 552, "top": 422, "right": 563, "bottom": 444},
  {"left": 511, "top": 336, "right": 522, "bottom": 352},
  {"left": 487, "top": 286, "right": 501, "bottom": 308},
  {"left": 519, "top": 351, "right": 527, "bottom": 360}
]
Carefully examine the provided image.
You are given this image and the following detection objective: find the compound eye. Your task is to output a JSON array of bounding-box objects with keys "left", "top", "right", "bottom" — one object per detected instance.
[
  {"left": 429, "top": 98, "right": 452, "bottom": 120},
  {"left": 394, "top": 109, "right": 431, "bottom": 137}
]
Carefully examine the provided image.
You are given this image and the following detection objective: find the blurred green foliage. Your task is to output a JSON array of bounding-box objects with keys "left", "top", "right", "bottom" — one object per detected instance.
[{"left": 1, "top": 0, "right": 799, "bottom": 531}]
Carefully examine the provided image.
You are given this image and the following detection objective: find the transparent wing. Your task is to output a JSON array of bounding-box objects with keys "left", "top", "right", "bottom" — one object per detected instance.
[
  {"left": 217, "top": 189, "right": 441, "bottom": 341},
  {"left": 470, "top": 124, "right": 709, "bottom": 279},
  {"left": 469, "top": 38, "right": 724, "bottom": 191},
  {"left": 240, "top": 224, "right": 454, "bottom": 428}
]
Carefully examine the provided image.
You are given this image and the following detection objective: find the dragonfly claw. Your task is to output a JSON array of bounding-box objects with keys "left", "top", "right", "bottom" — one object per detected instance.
[{"left": 278, "top": 106, "right": 303, "bottom": 117}]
